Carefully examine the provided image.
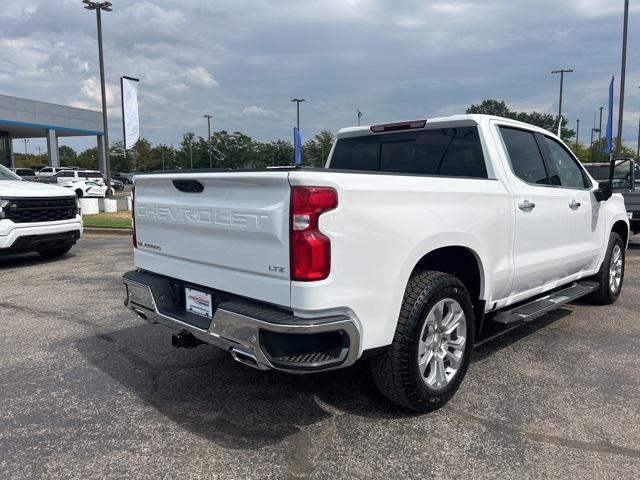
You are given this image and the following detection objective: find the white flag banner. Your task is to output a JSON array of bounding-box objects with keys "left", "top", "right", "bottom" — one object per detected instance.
[{"left": 121, "top": 76, "right": 140, "bottom": 149}]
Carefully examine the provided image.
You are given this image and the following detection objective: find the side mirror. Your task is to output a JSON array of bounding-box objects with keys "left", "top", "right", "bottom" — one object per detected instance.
[
  {"left": 610, "top": 158, "right": 636, "bottom": 191},
  {"left": 595, "top": 158, "right": 635, "bottom": 202}
]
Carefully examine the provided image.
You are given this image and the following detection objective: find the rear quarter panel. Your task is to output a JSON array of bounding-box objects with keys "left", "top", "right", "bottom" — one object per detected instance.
[{"left": 288, "top": 170, "right": 512, "bottom": 351}]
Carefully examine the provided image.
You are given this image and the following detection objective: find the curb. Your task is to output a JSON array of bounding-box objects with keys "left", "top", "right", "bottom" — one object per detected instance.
[{"left": 83, "top": 227, "right": 132, "bottom": 236}]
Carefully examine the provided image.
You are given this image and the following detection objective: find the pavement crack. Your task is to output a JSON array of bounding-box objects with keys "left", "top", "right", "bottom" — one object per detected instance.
[{"left": 452, "top": 408, "right": 640, "bottom": 459}]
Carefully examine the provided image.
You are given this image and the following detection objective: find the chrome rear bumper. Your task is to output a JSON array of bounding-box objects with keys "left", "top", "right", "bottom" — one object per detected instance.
[{"left": 122, "top": 270, "right": 360, "bottom": 373}]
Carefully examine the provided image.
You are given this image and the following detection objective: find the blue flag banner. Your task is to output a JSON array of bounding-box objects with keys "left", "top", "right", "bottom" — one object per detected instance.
[
  {"left": 603, "top": 76, "right": 614, "bottom": 155},
  {"left": 294, "top": 127, "right": 302, "bottom": 166}
]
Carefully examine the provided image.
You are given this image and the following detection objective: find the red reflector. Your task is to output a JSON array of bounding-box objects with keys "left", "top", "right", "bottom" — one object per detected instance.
[
  {"left": 290, "top": 186, "right": 338, "bottom": 281},
  {"left": 370, "top": 119, "right": 427, "bottom": 133}
]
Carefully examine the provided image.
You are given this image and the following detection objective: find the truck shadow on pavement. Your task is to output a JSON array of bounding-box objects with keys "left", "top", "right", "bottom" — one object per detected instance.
[
  {"left": 75, "top": 323, "right": 401, "bottom": 450},
  {"left": 75, "top": 308, "right": 571, "bottom": 450},
  {"left": 0, "top": 252, "right": 77, "bottom": 269}
]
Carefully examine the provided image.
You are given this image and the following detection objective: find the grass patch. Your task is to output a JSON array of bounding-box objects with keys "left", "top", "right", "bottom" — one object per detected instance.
[{"left": 83, "top": 211, "right": 132, "bottom": 229}]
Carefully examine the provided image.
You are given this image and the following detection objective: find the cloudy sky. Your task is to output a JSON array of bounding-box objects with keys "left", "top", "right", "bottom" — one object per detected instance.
[{"left": 1, "top": 0, "right": 639, "bottom": 153}]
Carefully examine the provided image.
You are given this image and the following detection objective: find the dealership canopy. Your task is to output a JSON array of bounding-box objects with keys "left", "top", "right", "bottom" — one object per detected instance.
[{"left": 0, "top": 94, "right": 108, "bottom": 174}]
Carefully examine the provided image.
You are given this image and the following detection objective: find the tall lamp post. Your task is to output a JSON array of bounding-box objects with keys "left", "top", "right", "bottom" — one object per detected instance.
[
  {"left": 204, "top": 114, "right": 212, "bottom": 168},
  {"left": 615, "top": 0, "right": 629, "bottom": 157},
  {"left": 291, "top": 98, "right": 305, "bottom": 130},
  {"left": 590, "top": 128, "right": 600, "bottom": 163},
  {"left": 575, "top": 119, "right": 580, "bottom": 151},
  {"left": 597, "top": 106, "right": 604, "bottom": 161},
  {"left": 551, "top": 68, "right": 573, "bottom": 138},
  {"left": 637, "top": 85, "right": 640, "bottom": 161},
  {"left": 356, "top": 109, "right": 363, "bottom": 126},
  {"left": 83, "top": 0, "right": 113, "bottom": 197}
]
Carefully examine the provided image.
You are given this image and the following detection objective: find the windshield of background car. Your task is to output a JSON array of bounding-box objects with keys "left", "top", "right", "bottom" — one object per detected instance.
[{"left": 0, "top": 164, "right": 21, "bottom": 181}]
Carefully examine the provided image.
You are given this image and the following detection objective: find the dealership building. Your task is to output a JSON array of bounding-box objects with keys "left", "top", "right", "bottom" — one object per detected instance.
[{"left": 0, "top": 94, "right": 106, "bottom": 172}]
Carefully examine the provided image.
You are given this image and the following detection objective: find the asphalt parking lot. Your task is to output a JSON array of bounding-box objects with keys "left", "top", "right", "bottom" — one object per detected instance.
[{"left": 1, "top": 234, "right": 639, "bottom": 479}]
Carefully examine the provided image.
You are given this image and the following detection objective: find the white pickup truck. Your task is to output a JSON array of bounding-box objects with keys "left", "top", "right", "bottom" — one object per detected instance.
[
  {"left": 123, "top": 114, "right": 633, "bottom": 411},
  {"left": 0, "top": 164, "right": 82, "bottom": 258}
]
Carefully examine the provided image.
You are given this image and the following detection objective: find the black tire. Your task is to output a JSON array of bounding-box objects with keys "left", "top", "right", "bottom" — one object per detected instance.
[
  {"left": 371, "top": 271, "right": 475, "bottom": 412},
  {"left": 587, "top": 232, "right": 625, "bottom": 305},
  {"left": 38, "top": 246, "right": 72, "bottom": 258},
  {"left": 75, "top": 189, "right": 83, "bottom": 198}
]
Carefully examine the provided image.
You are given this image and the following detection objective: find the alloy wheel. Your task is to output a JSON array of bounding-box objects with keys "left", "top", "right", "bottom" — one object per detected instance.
[{"left": 417, "top": 298, "right": 467, "bottom": 390}]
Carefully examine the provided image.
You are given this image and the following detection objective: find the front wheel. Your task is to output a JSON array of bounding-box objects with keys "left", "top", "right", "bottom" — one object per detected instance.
[
  {"left": 75, "top": 189, "right": 84, "bottom": 198},
  {"left": 371, "top": 271, "right": 475, "bottom": 412},
  {"left": 587, "top": 232, "right": 625, "bottom": 305}
]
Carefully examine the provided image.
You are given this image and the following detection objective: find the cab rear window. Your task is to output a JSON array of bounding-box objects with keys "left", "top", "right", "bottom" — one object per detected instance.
[{"left": 330, "top": 126, "right": 488, "bottom": 178}]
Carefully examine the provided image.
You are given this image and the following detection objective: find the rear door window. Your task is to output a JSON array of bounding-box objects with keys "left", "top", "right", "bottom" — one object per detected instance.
[
  {"left": 330, "top": 126, "right": 487, "bottom": 178},
  {"left": 499, "top": 127, "right": 549, "bottom": 185}
]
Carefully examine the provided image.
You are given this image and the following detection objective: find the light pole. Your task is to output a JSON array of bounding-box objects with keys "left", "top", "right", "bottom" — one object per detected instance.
[
  {"left": 204, "top": 114, "right": 212, "bottom": 168},
  {"left": 189, "top": 138, "right": 193, "bottom": 169},
  {"left": 597, "top": 106, "right": 604, "bottom": 160},
  {"left": 636, "top": 116, "right": 640, "bottom": 161},
  {"left": 551, "top": 68, "right": 573, "bottom": 138},
  {"left": 21, "top": 138, "right": 29, "bottom": 155},
  {"left": 575, "top": 119, "right": 580, "bottom": 150},
  {"left": 591, "top": 128, "right": 600, "bottom": 163},
  {"left": 615, "top": 0, "right": 629, "bottom": 157},
  {"left": 291, "top": 98, "right": 305, "bottom": 130},
  {"left": 83, "top": 0, "right": 113, "bottom": 197},
  {"left": 356, "top": 109, "right": 363, "bottom": 126}
]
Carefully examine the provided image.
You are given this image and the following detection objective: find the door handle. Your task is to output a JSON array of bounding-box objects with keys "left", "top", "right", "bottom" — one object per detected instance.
[
  {"left": 518, "top": 200, "right": 536, "bottom": 211},
  {"left": 569, "top": 200, "right": 581, "bottom": 210}
]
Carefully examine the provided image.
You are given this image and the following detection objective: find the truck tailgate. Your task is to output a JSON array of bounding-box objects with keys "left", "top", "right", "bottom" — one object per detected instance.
[{"left": 133, "top": 172, "right": 291, "bottom": 307}]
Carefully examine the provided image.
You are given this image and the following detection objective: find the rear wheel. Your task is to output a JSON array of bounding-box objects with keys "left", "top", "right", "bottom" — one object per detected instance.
[
  {"left": 587, "top": 232, "right": 625, "bottom": 305},
  {"left": 371, "top": 271, "right": 475, "bottom": 412},
  {"left": 38, "top": 246, "right": 72, "bottom": 258}
]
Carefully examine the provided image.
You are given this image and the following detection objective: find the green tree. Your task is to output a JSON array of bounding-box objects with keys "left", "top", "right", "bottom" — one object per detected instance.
[
  {"left": 466, "top": 99, "right": 575, "bottom": 138},
  {"left": 302, "top": 130, "right": 335, "bottom": 167},
  {"left": 58, "top": 145, "right": 77, "bottom": 158},
  {"left": 152, "top": 144, "right": 176, "bottom": 170},
  {"left": 255, "top": 139, "right": 294, "bottom": 167},
  {"left": 75, "top": 147, "right": 99, "bottom": 169},
  {"left": 466, "top": 99, "right": 513, "bottom": 118}
]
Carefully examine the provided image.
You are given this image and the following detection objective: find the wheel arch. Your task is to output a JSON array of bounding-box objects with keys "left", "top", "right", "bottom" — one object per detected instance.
[
  {"left": 410, "top": 245, "right": 486, "bottom": 304},
  {"left": 611, "top": 219, "right": 629, "bottom": 247}
]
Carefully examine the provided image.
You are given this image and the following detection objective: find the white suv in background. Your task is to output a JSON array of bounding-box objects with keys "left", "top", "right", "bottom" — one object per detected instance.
[
  {"left": 37, "top": 166, "right": 73, "bottom": 177},
  {"left": 0, "top": 164, "right": 82, "bottom": 258}
]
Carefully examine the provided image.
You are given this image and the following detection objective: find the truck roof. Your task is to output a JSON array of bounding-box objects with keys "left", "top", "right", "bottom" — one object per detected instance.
[{"left": 336, "top": 114, "right": 559, "bottom": 139}]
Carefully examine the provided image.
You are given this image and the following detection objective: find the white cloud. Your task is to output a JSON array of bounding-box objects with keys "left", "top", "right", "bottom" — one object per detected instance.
[
  {"left": 1, "top": 0, "right": 640, "bottom": 148},
  {"left": 242, "top": 106, "right": 278, "bottom": 119},
  {"left": 71, "top": 77, "right": 119, "bottom": 111},
  {"left": 179, "top": 67, "right": 219, "bottom": 88}
]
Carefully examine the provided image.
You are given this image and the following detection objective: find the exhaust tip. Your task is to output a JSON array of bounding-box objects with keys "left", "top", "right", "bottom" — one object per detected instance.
[{"left": 230, "top": 348, "right": 260, "bottom": 369}]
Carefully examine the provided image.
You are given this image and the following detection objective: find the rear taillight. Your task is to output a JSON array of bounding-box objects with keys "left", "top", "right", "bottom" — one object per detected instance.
[
  {"left": 290, "top": 186, "right": 338, "bottom": 281},
  {"left": 131, "top": 185, "right": 137, "bottom": 248}
]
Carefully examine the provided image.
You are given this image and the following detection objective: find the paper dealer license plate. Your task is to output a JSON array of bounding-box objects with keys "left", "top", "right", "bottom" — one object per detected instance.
[{"left": 185, "top": 288, "right": 213, "bottom": 319}]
